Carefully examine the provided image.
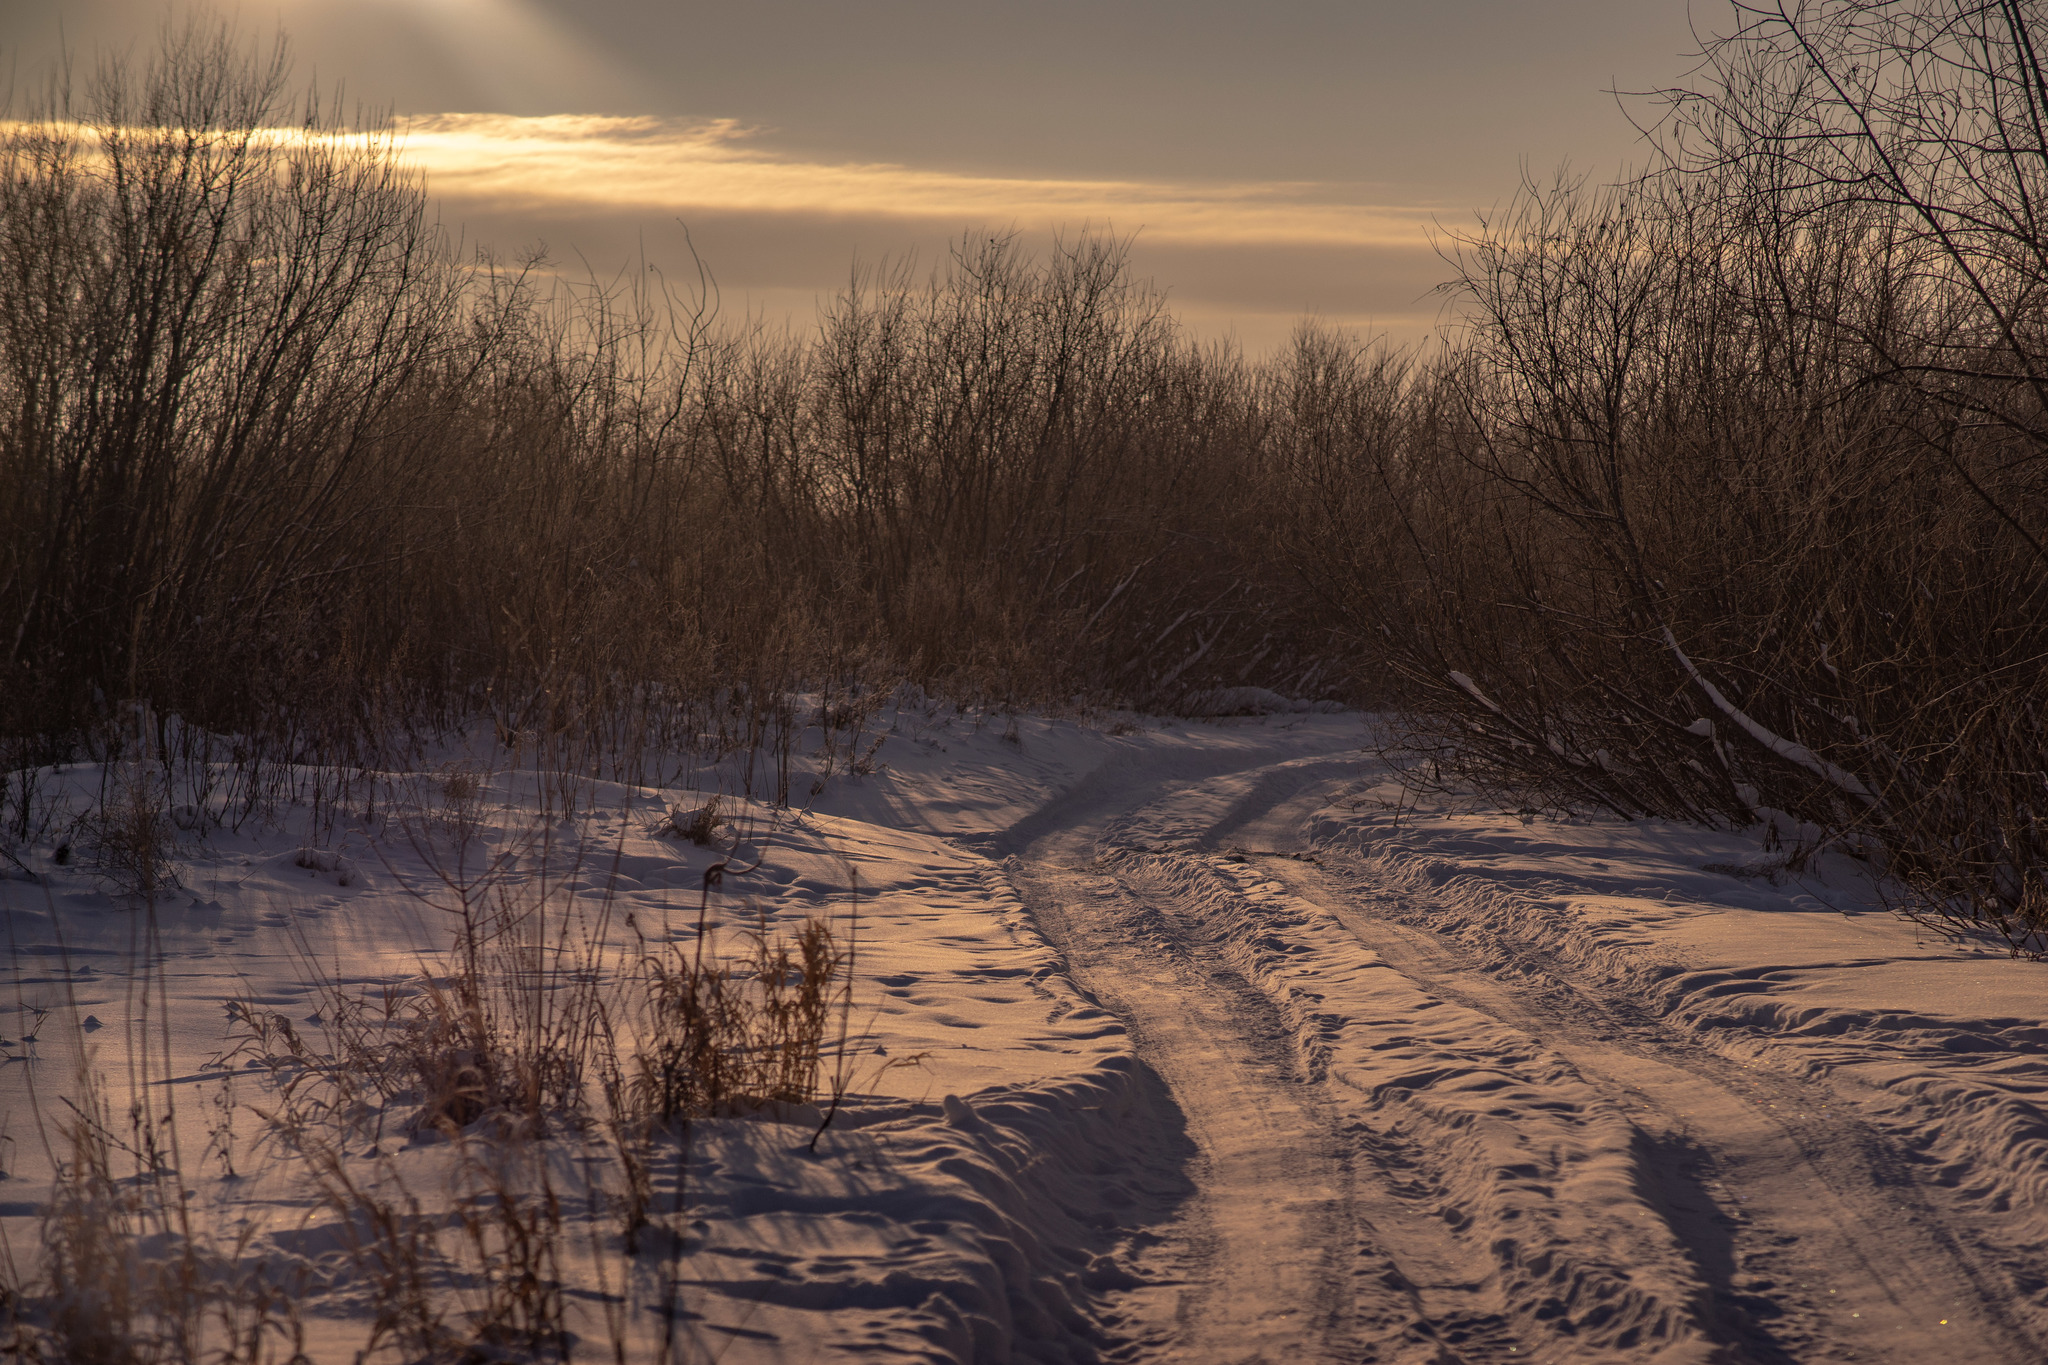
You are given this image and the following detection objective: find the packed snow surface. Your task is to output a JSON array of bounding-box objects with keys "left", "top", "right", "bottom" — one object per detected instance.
[{"left": 3, "top": 708, "right": 2044, "bottom": 1361}]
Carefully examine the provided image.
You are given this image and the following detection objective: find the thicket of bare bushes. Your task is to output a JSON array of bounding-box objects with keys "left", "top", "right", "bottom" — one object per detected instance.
[
  {"left": 0, "top": 23, "right": 1320, "bottom": 806},
  {"left": 7, "top": 6, "right": 2048, "bottom": 955},
  {"left": 1285, "top": 1, "right": 2048, "bottom": 956}
]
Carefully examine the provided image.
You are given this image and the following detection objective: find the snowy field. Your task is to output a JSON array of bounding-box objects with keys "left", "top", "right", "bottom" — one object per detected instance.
[{"left": 3, "top": 705, "right": 2044, "bottom": 1362}]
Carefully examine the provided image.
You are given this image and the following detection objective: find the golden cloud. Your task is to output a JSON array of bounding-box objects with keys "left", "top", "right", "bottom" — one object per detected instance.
[{"left": 390, "top": 113, "right": 1438, "bottom": 249}]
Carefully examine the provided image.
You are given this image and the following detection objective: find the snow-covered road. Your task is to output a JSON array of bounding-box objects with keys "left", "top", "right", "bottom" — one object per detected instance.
[
  {"left": 991, "top": 735, "right": 2043, "bottom": 1361},
  {"left": 1005, "top": 765, "right": 1393, "bottom": 1361},
  {"left": 4, "top": 709, "right": 2043, "bottom": 1363}
]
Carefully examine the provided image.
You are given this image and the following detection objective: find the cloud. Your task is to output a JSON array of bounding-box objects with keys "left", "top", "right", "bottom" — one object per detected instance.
[
  {"left": 391, "top": 113, "right": 1442, "bottom": 249},
  {"left": 0, "top": 108, "right": 1448, "bottom": 349}
]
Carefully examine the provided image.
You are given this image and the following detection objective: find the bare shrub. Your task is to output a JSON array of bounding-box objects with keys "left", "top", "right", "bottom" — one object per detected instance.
[
  {"left": 1274, "top": 48, "right": 2048, "bottom": 955},
  {"left": 0, "top": 17, "right": 1350, "bottom": 858},
  {"left": 81, "top": 766, "right": 182, "bottom": 902},
  {"left": 631, "top": 912, "right": 841, "bottom": 1124},
  {"left": 20, "top": 5, "right": 2048, "bottom": 953},
  {"left": 1647, "top": 0, "right": 2048, "bottom": 952}
]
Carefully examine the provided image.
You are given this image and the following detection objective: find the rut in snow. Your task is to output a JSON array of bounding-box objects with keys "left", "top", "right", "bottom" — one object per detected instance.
[{"left": 996, "top": 743, "right": 2045, "bottom": 1364}]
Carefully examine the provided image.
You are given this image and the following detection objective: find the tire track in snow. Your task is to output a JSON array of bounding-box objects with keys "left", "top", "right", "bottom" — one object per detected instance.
[
  {"left": 1283, "top": 851, "right": 2039, "bottom": 1363},
  {"left": 998, "top": 739, "right": 2043, "bottom": 1363},
  {"left": 1210, "top": 765, "right": 2039, "bottom": 1363},
  {"left": 999, "top": 748, "right": 1643, "bottom": 1363},
  {"left": 1084, "top": 846, "right": 1543, "bottom": 1363},
  {"left": 1095, "top": 840, "right": 1716, "bottom": 1363},
  {"left": 1009, "top": 850, "right": 1377, "bottom": 1361}
]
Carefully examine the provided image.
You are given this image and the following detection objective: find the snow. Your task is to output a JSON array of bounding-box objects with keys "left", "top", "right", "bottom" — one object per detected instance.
[
  {"left": 2, "top": 707, "right": 2043, "bottom": 1361},
  {"left": 1660, "top": 625, "right": 1876, "bottom": 803}
]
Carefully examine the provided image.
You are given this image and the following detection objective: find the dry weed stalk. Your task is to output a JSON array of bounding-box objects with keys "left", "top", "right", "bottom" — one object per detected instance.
[
  {"left": 631, "top": 910, "right": 840, "bottom": 1124},
  {"left": 81, "top": 764, "right": 182, "bottom": 902},
  {"left": 2, "top": 1050, "right": 308, "bottom": 1364},
  {"left": 199, "top": 801, "right": 853, "bottom": 1361}
]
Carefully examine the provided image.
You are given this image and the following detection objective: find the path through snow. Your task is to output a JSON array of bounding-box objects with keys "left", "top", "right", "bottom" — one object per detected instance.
[
  {"left": 3, "top": 711, "right": 2043, "bottom": 1363},
  {"left": 983, "top": 732, "right": 2045, "bottom": 1362}
]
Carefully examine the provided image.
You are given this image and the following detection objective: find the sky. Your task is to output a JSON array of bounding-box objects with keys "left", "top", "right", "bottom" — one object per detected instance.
[{"left": 3, "top": 1, "right": 1712, "bottom": 351}]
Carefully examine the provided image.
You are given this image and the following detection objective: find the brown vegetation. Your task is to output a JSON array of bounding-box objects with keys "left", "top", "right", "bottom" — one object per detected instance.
[
  {"left": 2, "top": 789, "right": 848, "bottom": 1362},
  {"left": 5, "top": 6, "right": 2048, "bottom": 956},
  {"left": 1282, "top": 2, "right": 2048, "bottom": 956}
]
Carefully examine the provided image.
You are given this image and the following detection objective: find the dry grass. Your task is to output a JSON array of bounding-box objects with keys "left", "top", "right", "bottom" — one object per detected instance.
[
  {"left": 2, "top": 757, "right": 855, "bottom": 1363},
  {"left": 631, "top": 911, "right": 840, "bottom": 1124},
  {"left": 657, "top": 796, "right": 725, "bottom": 848},
  {"left": 1, "top": 1072, "right": 308, "bottom": 1364},
  {"left": 80, "top": 765, "right": 182, "bottom": 903},
  {"left": 211, "top": 803, "right": 845, "bottom": 1361}
]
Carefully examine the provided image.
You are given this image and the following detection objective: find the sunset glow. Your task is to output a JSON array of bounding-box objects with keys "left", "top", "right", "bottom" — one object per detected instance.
[
  {"left": 393, "top": 113, "right": 1438, "bottom": 249},
  {"left": 6, "top": 1, "right": 1697, "bottom": 346}
]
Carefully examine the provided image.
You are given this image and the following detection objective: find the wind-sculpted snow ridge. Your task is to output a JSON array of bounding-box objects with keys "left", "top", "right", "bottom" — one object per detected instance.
[
  {"left": 71, "top": 1058, "right": 1183, "bottom": 1362},
  {"left": 0, "top": 718, "right": 1203, "bottom": 1364}
]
